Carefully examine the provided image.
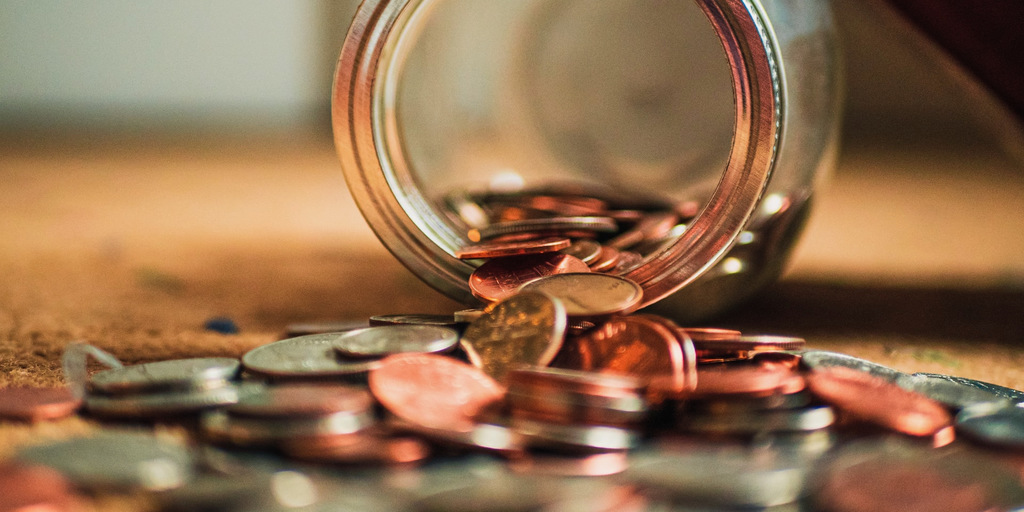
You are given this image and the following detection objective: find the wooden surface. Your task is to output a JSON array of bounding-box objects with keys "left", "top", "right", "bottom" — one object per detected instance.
[{"left": 0, "top": 132, "right": 1022, "bottom": 455}]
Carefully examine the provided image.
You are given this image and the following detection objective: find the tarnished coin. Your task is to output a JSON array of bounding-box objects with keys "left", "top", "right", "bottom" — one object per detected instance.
[
  {"left": 559, "top": 239, "right": 603, "bottom": 264},
  {"left": 679, "top": 405, "right": 835, "bottom": 435},
  {"left": 369, "top": 353, "right": 505, "bottom": 432},
  {"left": 568, "top": 315, "right": 685, "bottom": 392},
  {"left": 202, "top": 409, "right": 374, "bottom": 447},
  {"left": 16, "top": 431, "right": 194, "bottom": 491},
  {"left": 518, "top": 273, "right": 643, "bottom": 319},
  {"left": 807, "top": 366, "right": 952, "bottom": 438},
  {"left": 956, "top": 402, "right": 1024, "bottom": 449},
  {"left": 282, "top": 435, "right": 430, "bottom": 466},
  {"left": 85, "top": 384, "right": 240, "bottom": 417},
  {"left": 468, "top": 253, "right": 590, "bottom": 303},
  {"left": 368, "top": 314, "right": 460, "bottom": 329},
  {"left": 914, "top": 372, "right": 1024, "bottom": 405},
  {"left": 0, "top": 463, "right": 80, "bottom": 512},
  {"left": 469, "top": 216, "right": 618, "bottom": 242},
  {"left": 0, "top": 386, "right": 81, "bottom": 422},
  {"left": 800, "top": 350, "right": 906, "bottom": 383},
  {"left": 241, "top": 334, "right": 381, "bottom": 379},
  {"left": 89, "top": 357, "right": 240, "bottom": 394},
  {"left": 897, "top": 373, "right": 1011, "bottom": 411},
  {"left": 512, "top": 417, "right": 639, "bottom": 452},
  {"left": 333, "top": 325, "right": 459, "bottom": 358},
  {"left": 227, "top": 383, "right": 373, "bottom": 418},
  {"left": 284, "top": 319, "right": 368, "bottom": 337},
  {"left": 460, "top": 292, "right": 567, "bottom": 382},
  {"left": 455, "top": 237, "right": 572, "bottom": 259}
]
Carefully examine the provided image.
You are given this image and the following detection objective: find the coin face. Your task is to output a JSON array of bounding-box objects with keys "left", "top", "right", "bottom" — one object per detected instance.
[
  {"left": 227, "top": 383, "right": 373, "bottom": 418},
  {"left": 568, "top": 316, "right": 684, "bottom": 391},
  {"left": 241, "top": 334, "right": 382, "bottom": 379},
  {"left": 333, "top": 325, "right": 459, "bottom": 358},
  {"left": 369, "top": 353, "right": 505, "bottom": 432},
  {"left": 468, "top": 253, "right": 591, "bottom": 303},
  {"left": 455, "top": 237, "right": 572, "bottom": 259},
  {"left": 0, "top": 387, "right": 81, "bottom": 422},
  {"left": 518, "top": 273, "right": 643, "bottom": 318},
  {"left": 460, "top": 292, "right": 567, "bottom": 382},
  {"left": 913, "top": 372, "right": 1024, "bottom": 404},
  {"left": 89, "top": 357, "right": 240, "bottom": 394}
]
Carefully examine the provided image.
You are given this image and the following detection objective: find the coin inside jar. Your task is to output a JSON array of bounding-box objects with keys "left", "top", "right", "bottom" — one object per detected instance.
[
  {"left": 455, "top": 237, "right": 571, "bottom": 259},
  {"left": 517, "top": 273, "right": 643, "bottom": 319},
  {"left": 468, "top": 253, "right": 591, "bottom": 303},
  {"left": 242, "top": 334, "right": 382, "bottom": 379},
  {"left": 333, "top": 325, "right": 459, "bottom": 358}
]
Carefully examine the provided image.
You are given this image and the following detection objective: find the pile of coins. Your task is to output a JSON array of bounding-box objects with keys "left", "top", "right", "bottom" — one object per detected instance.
[{"left": 3, "top": 187, "right": 1024, "bottom": 510}]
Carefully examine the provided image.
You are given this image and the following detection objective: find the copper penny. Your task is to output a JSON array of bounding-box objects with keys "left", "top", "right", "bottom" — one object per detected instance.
[
  {"left": 518, "top": 273, "right": 643, "bottom": 319},
  {"left": 471, "top": 216, "right": 618, "bottom": 241},
  {"left": 0, "top": 387, "right": 81, "bottom": 422},
  {"left": 588, "top": 245, "right": 621, "bottom": 272},
  {"left": 369, "top": 353, "right": 505, "bottom": 433},
  {"left": 568, "top": 315, "right": 685, "bottom": 392},
  {"left": 559, "top": 239, "right": 603, "bottom": 264},
  {"left": 806, "top": 366, "right": 952, "bottom": 437},
  {"left": 455, "top": 237, "right": 572, "bottom": 260},
  {"left": 611, "top": 250, "right": 644, "bottom": 274},
  {"left": 693, "top": 334, "right": 805, "bottom": 354},
  {"left": 0, "top": 463, "right": 80, "bottom": 512},
  {"left": 678, "top": 327, "right": 742, "bottom": 343},
  {"left": 459, "top": 292, "right": 567, "bottom": 382},
  {"left": 227, "top": 383, "right": 373, "bottom": 418},
  {"left": 690, "top": 365, "right": 805, "bottom": 398},
  {"left": 468, "top": 253, "right": 590, "bottom": 303},
  {"left": 640, "top": 315, "right": 698, "bottom": 393}
]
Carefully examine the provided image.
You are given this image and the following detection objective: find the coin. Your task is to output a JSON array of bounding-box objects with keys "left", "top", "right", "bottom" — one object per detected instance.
[
  {"left": 0, "top": 386, "right": 81, "bottom": 422},
  {"left": 679, "top": 327, "right": 742, "bottom": 342},
  {"left": 89, "top": 357, "right": 240, "bottom": 394},
  {"left": 507, "top": 452, "right": 628, "bottom": 477},
  {"left": 455, "top": 237, "right": 572, "bottom": 259},
  {"left": 459, "top": 292, "right": 567, "bottom": 382},
  {"left": 518, "top": 273, "right": 643, "bottom": 319},
  {"left": 897, "top": 373, "right": 1011, "bottom": 410},
  {"left": 453, "top": 307, "right": 487, "bottom": 324},
  {"left": 333, "top": 325, "right": 459, "bottom": 358},
  {"left": 685, "top": 389, "right": 813, "bottom": 414},
  {"left": 16, "top": 431, "right": 194, "bottom": 491},
  {"left": 800, "top": 350, "right": 906, "bottom": 383},
  {"left": 512, "top": 417, "right": 639, "bottom": 452},
  {"left": 368, "top": 314, "right": 460, "bottom": 329},
  {"left": 559, "top": 239, "right": 603, "bottom": 264},
  {"left": 605, "top": 211, "right": 678, "bottom": 250},
  {"left": 956, "top": 402, "right": 1024, "bottom": 449},
  {"left": 84, "top": 384, "right": 241, "bottom": 417},
  {"left": 806, "top": 366, "right": 952, "bottom": 438},
  {"left": 389, "top": 418, "right": 525, "bottom": 456},
  {"left": 468, "top": 253, "right": 590, "bottom": 303},
  {"left": 369, "top": 353, "right": 505, "bottom": 432},
  {"left": 202, "top": 409, "right": 374, "bottom": 446},
  {"left": 284, "top": 319, "right": 369, "bottom": 337},
  {"left": 282, "top": 435, "right": 430, "bottom": 466},
  {"left": 0, "top": 463, "right": 79, "bottom": 512},
  {"left": 469, "top": 216, "right": 618, "bottom": 242},
  {"left": 679, "top": 405, "right": 835, "bottom": 435},
  {"left": 692, "top": 334, "right": 806, "bottom": 354},
  {"left": 689, "top": 366, "right": 805, "bottom": 398},
  {"left": 568, "top": 315, "right": 685, "bottom": 392},
  {"left": 913, "top": 372, "right": 1024, "bottom": 404},
  {"left": 241, "top": 334, "right": 382, "bottom": 379},
  {"left": 587, "top": 245, "right": 621, "bottom": 272},
  {"left": 226, "top": 382, "right": 373, "bottom": 418}
]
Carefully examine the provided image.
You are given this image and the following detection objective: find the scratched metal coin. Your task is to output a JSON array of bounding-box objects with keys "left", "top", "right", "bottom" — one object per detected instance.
[
  {"left": 559, "top": 239, "right": 603, "bottom": 264},
  {"left": 89, "top": 357, "right": 240, "bottom": 394},
  {"left": 897, "top": 373, "right": 1011, "bottom": 410},
  {"left": 369, "top": 353, "right": 505, "bottom": 433},
  {"left": 468, "top": 253, "right": 590, "bottom": 303},
  {"left": 16, "top": 431, "right": 194, "bottom": 491},
  {"left": 241, "top": 334, "right": 381, "bottom": 379},
  {"left": 914, "top": 372, "right": 1024, "bottom": 405},
  {"left": 85, "top": 384, "right": 241, "bottom": 417},
  {"left": 460, "top": 292, "right": 567, "bottom": 382},
  {"left": 332, "top": 325, "right": 459, "bottom": 358},
  {"left": 518, "top": 273, "right": 643, "bottom": 319},
  {"left": 567, "top": 315, "right": 685, "bottom": 392},
  {"left": 368, "top": 314, "right": 461, "bottom": 329},
  {"left": 455, "top": 237, "right": 572, "bottom": 259},
  {"left": 0, "top": 387, "right": 81, "bottom": 422},
  {"left": 469, "top": 216, "right": 618, "bottom": 241},
  {"left": 800, "top": 350, "right": 906, "bottom": 383},
  {"left": 956, "top": 402, "right": 1024, "bottom": 449},
  {"left": 611, "top": 250, "right": 644, "bottom": 274}
]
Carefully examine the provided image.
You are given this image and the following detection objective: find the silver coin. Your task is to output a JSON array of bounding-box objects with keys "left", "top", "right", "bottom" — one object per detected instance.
[
  {"left": 914, "top": 372, "right": 1024, "bottom": 405},
  {"left": 334, "top": 325, "right": 459, "bottom": 358},
  {"left": 956, "top": 402, "right": 1024, "bottom": 449},
  {"left": 799, "top": 350, "right": 906, "bottom": 382},
  {"left": 202, "top": 409, "right": 375, "bottom": 447},
  {"left": 512, "top": 417, "right": 639, "bottom": 452},
  {"left": 242, "top": 334, "right": 382, "bottom": 379},
  {"left": 474, "top": 216, "right": 618, "bottom": 241},
  {"left": 626, "top": 446, "right": 809, "bottom": 508},
  {"left": 85, "top": 383, "right": 241, "bottom": 417},
  {"left": 284, "top": 320, "right": 369, "bottom": 338},
  {"left": 89, "top": 357, "right": 240, "bottom": 395},
  {"left": 227, "top": 382, "right": 373, "bottom": 418},
  {"left": 679, "top": 405, "right": 835, "bottom": 435},
  {"left": 16, "top": 431, "right": 194, "bottom": 491},
  {"left": 896, "top": 373, "right": 1011, "bottom": 410},
  {"left": 517, "top": 273, "right": 643, "bottom": 318},
  {"left": 389, "top": 418, "right": 525, "bottom": 457},
  {"left": 369, "top": 314, "right": 461, "bottom": 329}
]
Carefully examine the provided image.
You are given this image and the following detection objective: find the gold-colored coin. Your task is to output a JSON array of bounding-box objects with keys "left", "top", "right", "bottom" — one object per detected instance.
[
  {"left": 517, "top": 273, "right": 642, "bottom": 319},
  {"left": 460, "top": 292, "right": 567, "bottom": 382}
]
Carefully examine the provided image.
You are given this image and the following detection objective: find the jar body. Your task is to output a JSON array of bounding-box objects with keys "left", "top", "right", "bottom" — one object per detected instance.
[{"left": 334, "top": 0, "right": 841, "bottom": 321}]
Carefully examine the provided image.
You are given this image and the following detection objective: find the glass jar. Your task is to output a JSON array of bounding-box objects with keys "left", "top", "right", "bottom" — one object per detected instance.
[{"left": 332, "top": 0, "right": 841, "bottom": 321}]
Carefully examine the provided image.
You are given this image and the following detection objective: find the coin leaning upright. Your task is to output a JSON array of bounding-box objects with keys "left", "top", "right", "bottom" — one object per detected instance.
[{"left": 459, "top": 292, "right": 568, "bottom": 382}]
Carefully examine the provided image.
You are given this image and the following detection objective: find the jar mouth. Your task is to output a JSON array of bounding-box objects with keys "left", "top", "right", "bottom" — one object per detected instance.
[{"left": 335, "top": 0, "right": 783, "bottom": 307}]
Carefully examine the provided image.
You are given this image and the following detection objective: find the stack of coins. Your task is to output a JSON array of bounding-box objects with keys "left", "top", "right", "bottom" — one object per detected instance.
[{"left": 84, "top": 357, "right": 242, "bottom": 418}]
